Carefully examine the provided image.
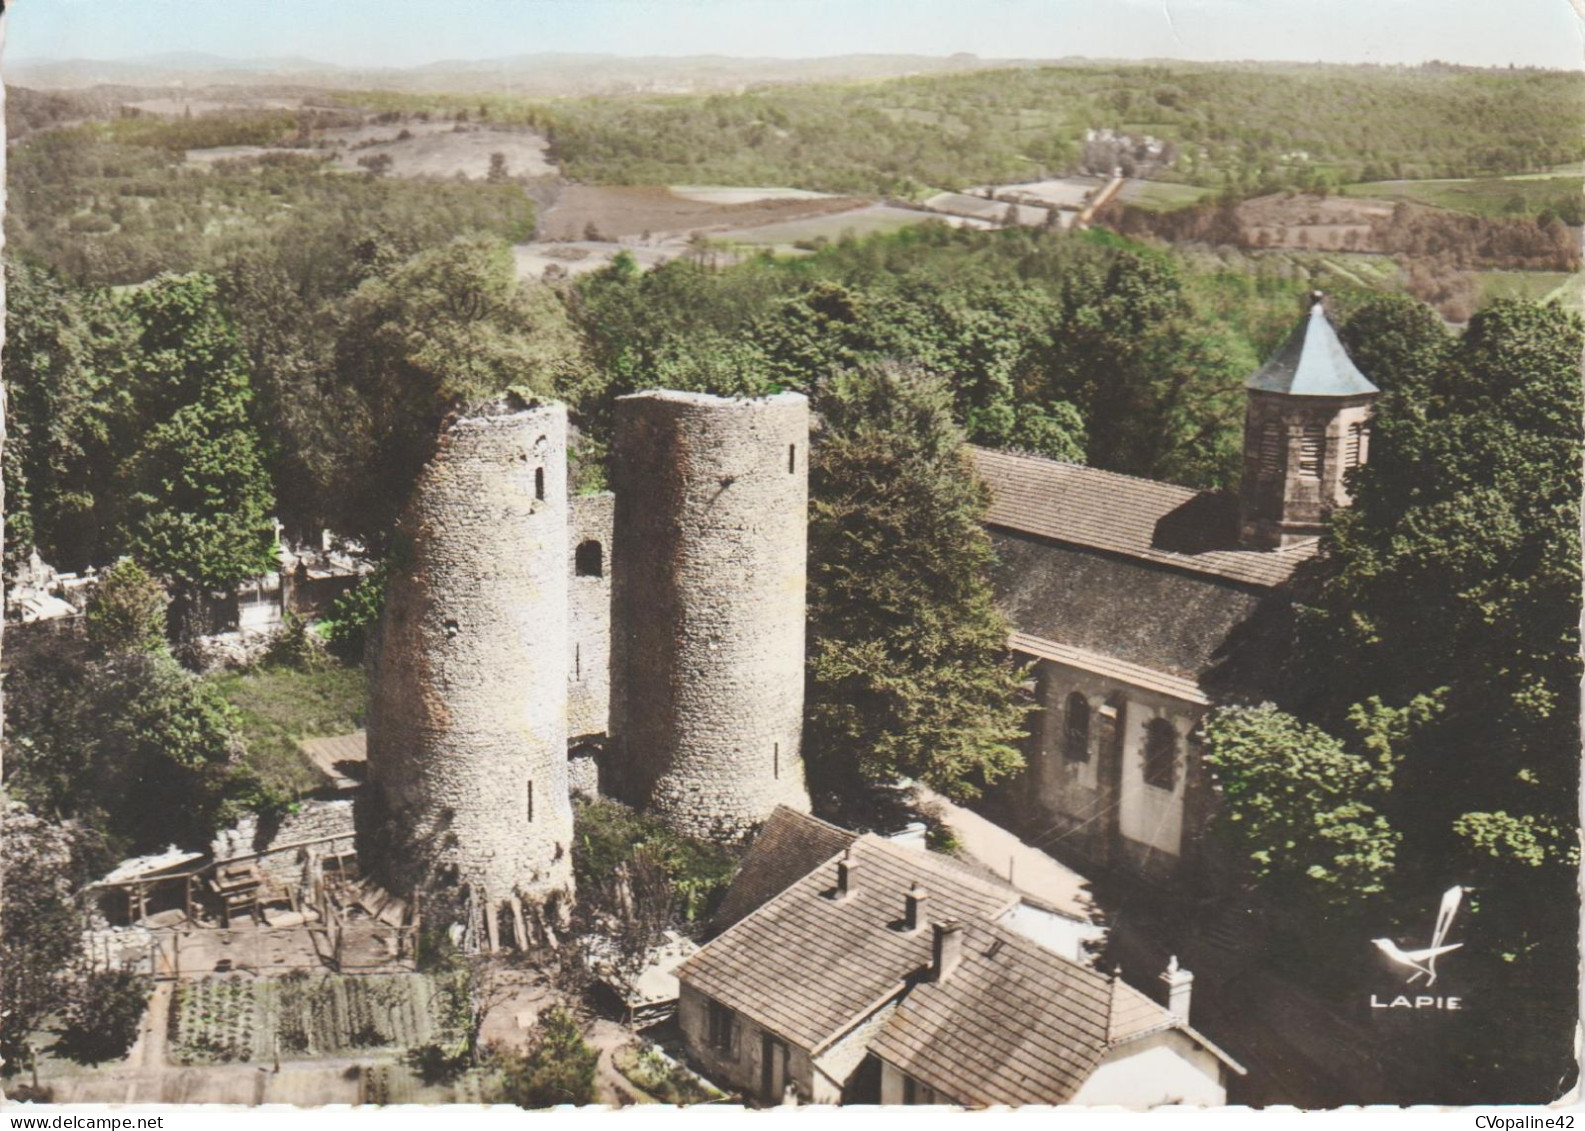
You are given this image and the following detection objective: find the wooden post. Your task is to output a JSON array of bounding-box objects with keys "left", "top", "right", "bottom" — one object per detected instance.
[{"left": 509, "top": 896, "right": 530, "bottom": 952}]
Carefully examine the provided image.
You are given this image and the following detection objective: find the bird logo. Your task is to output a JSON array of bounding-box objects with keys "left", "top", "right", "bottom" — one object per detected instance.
[{"left": 1371, "top": 885, "right": 1465, "bottom": 988}]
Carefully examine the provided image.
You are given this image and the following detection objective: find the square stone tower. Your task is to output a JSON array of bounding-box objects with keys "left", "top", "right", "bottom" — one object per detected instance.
[{"left": 1239, "top": 294, "right": 1380, "bottom": 549}]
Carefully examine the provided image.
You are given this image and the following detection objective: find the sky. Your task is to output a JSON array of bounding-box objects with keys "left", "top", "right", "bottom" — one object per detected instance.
[{"left": 5, "top": 0, "right": 1583, "bottom": 71}]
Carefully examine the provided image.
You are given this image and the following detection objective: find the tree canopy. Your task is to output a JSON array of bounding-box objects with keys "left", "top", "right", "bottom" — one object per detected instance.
[{"left": 805, "top": 363, "right": 1027, "bottom": 811}]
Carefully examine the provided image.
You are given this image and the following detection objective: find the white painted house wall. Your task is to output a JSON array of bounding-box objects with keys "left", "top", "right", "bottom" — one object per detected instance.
[{"left": 1069, "top": 1029, "right": 1226, "bottom": 1107}]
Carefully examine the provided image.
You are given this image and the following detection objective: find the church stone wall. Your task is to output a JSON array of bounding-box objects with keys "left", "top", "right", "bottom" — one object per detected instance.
[
  {"left": 366, "top": 401, "right": 573, "bottom": 916},
  {"left": 609, "top": 390, "right": 811, "bottom": 842}
]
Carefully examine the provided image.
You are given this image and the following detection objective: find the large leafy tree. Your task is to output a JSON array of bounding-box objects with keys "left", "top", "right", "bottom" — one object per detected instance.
[
  {"left": 0, "top": 804, "right": 109, "bottom": 1076},
  {"left": 327, "top": 236, "right": 588, "bottom": 546},
  {"left": 1039, "top": 250, "right": 1251, "bottom": 487},
  {"left": 1296, "top": 297, "right": 1581, "bottom": 1100},
  {"left": 117, "top": 273, "right": 277, "bottom": 626},
  {"left": 805, "top": 362, "right": 1027, "bottom": 812}
]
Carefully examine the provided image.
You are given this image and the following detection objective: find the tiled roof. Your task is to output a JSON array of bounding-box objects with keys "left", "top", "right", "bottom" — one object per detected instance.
[
  {"left": 711, "top": 807, "right": 858, "bottom": 934},
  {"left": 1247, "top": 302, "right": 1379, "bottom": 398},
  {"left": 1010, "top": 632, "right": 1210, "bottom": 706},
  {"left": 969, "top": 447, "right": 1316, "bottom": 589},
  {"left": 676, "top": 835, "right": 1020, "bottom": 1052},
  {"left": 869, "top": 920, "right": 1116, "bottom": 1106}
]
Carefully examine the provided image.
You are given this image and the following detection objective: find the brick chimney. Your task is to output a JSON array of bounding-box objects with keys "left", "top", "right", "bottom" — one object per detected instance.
[
  {"left": 930, "top": 919, "right": 965, "bottom": 982},
  {"left": 835, "top": 847, "right": 857, "bottom": 900},
  {"left": 904, "top": 883, "right": 928, "bottom": 932},
  {"left": 1159, "top": 955, "right": 1194, "bottom": 1022}
]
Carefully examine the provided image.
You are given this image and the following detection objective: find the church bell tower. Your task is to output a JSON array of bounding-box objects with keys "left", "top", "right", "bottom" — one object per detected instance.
[{"left": 1239, "top": 293, "right": 1380, "bottom": 549}]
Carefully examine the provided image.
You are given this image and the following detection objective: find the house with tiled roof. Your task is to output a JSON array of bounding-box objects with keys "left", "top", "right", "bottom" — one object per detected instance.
[
  {"left": 674, "top": 830, "right": 1241, "bottom": 1105},
  {"left": 973, "top": 295, "right": 1378, "bottom": 877}
]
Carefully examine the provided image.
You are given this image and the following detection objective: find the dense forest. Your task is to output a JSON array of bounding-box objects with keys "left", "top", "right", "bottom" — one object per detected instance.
[
  {"left": 333, "top": 62, "right": 1585, "bottom": 195},
  {"left": 2, "top": 70, "right": 1580, "bottom": 1098}
]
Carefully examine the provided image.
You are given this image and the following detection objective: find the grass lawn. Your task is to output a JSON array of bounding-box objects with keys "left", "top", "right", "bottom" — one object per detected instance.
[
  {"left": 1342, "top": 176, "right": 1581, "bottom": 218},
  {"left": 209, "top": 663, "right": 368, "bottom": 796}
]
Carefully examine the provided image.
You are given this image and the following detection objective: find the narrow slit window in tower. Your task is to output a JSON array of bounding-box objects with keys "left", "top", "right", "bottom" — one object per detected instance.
[
  {"left": 575, "top": 643, "right": 581, "bottom": 681},
  {"left": 526, "top": 780, "right": 534, "bottom": 822},
  {"left": 774, "top": 742, "right": 780, "bottom": 779},
  {"left": 1298, "top": 426, "right": 1324, "bottom": 479},
  {"left": 788, "top": 444, "right": 796, "bottom": 474},
  {"left": 534, "top": 467, "right": 546, "bottom": 501}
]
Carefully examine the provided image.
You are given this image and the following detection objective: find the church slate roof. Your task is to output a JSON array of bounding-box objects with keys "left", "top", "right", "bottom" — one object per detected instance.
[
  {"left": 1245, "top": 301, "right": 1380, "bottom": 398},
  {"left": 969, "top": 447, "right": 1305, "bottom": 699},
  {"left": 968, "top": 447, "right": 1316, "bottom": 590}
]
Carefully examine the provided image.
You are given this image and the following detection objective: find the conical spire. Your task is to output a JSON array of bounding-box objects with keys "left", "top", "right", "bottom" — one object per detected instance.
[{"left": 1246, "top": 292, "right": 1379, "bottom": 398}]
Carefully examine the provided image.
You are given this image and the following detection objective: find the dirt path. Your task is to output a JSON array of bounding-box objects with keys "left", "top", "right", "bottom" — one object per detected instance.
[{"left": 125, "top": 982, "right": 172, "bottom": 1071}]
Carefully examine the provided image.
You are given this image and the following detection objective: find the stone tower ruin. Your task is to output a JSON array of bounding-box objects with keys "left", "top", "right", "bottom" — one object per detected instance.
[
  {"left": 609, "top": 390, "right": 812, "bottom": 842},
  {"left": 366, "top": 398, "right": 574, "bottom": 943}
]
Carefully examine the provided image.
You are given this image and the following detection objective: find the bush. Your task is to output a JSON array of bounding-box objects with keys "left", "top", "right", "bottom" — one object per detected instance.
[
  {"left": 55, "top": 968, "right": 153, "bottom": 1065},
  {"left": 85, "top": 559, "right": 170, "bottom": 655},
  {"left": 263, "top": 612, "right": 329, "bottom": 671},
  {"left": 322, "top": 567, "right": 386, "bottom": 662},
  {"left": 493, "top": 1006, "right": 598, "bottom": 1108},
  {"left": 573, "top": 799, "right": 739, "bottom": 925}
]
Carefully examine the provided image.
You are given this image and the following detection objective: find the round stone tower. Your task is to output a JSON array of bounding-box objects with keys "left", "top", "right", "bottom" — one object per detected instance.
[
  {"left": 365, "top": 398, "right": 573, "bottom": 943},
  {"left": 609, "top": 390, "right": 811, "bottom": 842}
]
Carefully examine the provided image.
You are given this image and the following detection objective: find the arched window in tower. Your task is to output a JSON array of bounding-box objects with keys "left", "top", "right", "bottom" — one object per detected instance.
[
  {"left": 575, "top": 540, "right": 604, "bottom": 578},
  {"left": 1259, "top": 424, "right": 1284, "bottom": 475},
  {"left": 1346, "top": 421, "right": 1368, "bottom": 469},
  {"left": 1297, "top": 426, "right": 1324, "bottom": 479},
  {"left": 1143, "top": 718, "right": 1178, "bottom": 790},
  {"left": 1063, "top": 692, "right": 1091, "bottom": 763}
]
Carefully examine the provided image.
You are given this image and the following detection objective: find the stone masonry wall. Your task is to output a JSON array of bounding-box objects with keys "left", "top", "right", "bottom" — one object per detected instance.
[
  {"left": 365, "top": 401, "right": 574, "bottom": 915},
  {"left": 1239, "top": 390, "right": 1375, "bottom": 548},
  {"left": 609, "top": 390, "right": 811, "bottom": 842},
  {"left": 568, "top": 492, "right": 613, "bottom": 742}
]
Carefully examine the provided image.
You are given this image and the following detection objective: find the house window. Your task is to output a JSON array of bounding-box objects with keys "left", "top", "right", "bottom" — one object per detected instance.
[
  {"left": 1258, "top": 424, "right": 1284, "bottom": 475},
  {"left": 1346, "top": 422, "right": 1367, "bottom": 468},
  {"left": 1143, "top": 718, "right": 1178, "bottom": 791},
  {"left": 1063, "top": 692, "right": 1091, "bottom": 763},
  {"left": 706, "top": 998, "right": 738, "bottom": 1054},
  {"left": 575, "top": 540, "right": 603, "bottom": 577},
  {"left": 1297, "top": 426, "right": 1324, "bottom": 478}
]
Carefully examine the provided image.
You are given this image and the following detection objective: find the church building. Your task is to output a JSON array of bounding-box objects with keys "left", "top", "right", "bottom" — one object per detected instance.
[{"left": 974, "top": 295, "right": 1378, "bottom": 878}]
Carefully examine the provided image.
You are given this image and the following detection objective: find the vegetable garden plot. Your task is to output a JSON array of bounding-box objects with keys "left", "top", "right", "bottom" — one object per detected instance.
[{"left": 170, "top": 973, "right": 468, "bottom": 1065}]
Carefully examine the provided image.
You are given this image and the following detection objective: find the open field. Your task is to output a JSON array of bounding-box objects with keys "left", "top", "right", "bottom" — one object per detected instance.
[
  {"left": 714, "top": 203, "right": 977, "bottom": 248},
  {"left": 1120, "top": 180, "right": 1214, "bottom": 212},
  {"left": 669, "top": 185, "right": 836, "bottom": 205},
  {"left": 1343, "top": 176, "right": 1582, "bottom": 218},
  {"left": 968, "top": 176, "right": 1106, "bottom": 210},
  {"left": 184, "top": 121, "right": 556, "bottom": 180},
  {"left": 513, "top": 239, "right": 680, "bottom": 280},
  {"left": 1479, "top": 269, "right": 1584, "bottom": 307},
  {"left": 922, "top": 191, "right": 1052, "bottom": 228},
  {"left": 536, "top": 184, "right": 868, "bottom": 241}
]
